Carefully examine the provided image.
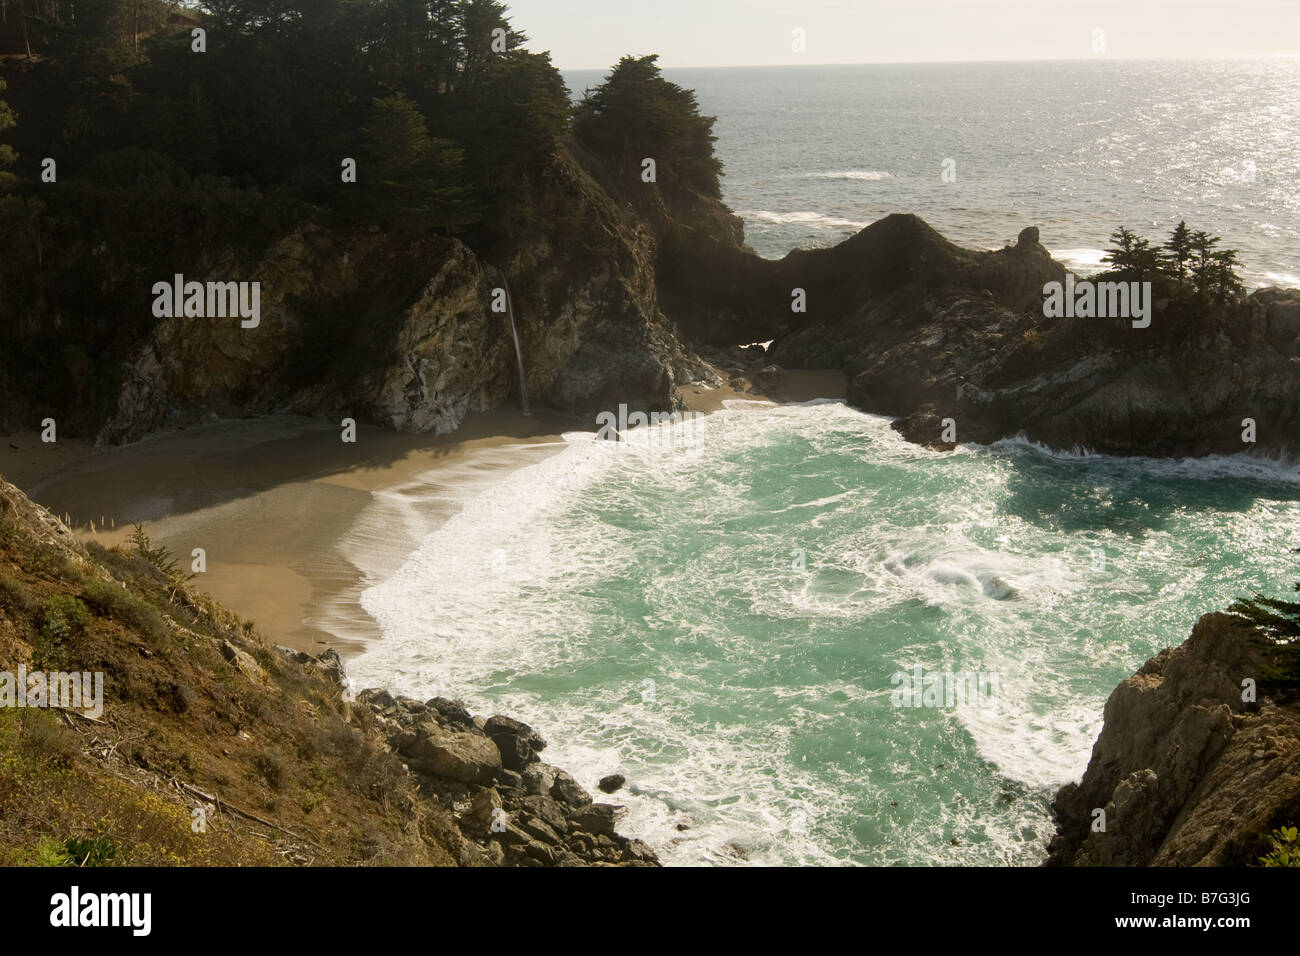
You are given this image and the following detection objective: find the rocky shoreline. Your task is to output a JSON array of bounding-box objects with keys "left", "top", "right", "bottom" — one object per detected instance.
[{"left": 284, "top": 647, "right": 658, "bottom": 866}]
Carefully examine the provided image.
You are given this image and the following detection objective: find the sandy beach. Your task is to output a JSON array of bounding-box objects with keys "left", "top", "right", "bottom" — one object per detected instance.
[{"left": 0, "top": 368, "right": 846, "bottom": 657}]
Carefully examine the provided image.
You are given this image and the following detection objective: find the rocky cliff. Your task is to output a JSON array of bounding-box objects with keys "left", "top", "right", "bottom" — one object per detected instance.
[
  {"left": 1045, "top": 612, "right": 1300, "bottom": 866},
  {"left": 667, "top": 215, "right": 1300, "bottom": 460},
  {"left": 97, "top": 150, "right": 721, "bottom": 445},
  {"left": 90, "top": 160, "right": 1300, "bottom": 460}
]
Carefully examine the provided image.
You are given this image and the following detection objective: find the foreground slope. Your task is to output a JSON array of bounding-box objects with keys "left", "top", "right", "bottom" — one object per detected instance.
[{"left": 0, "top": 478, "right": 654, "bottom": 866}]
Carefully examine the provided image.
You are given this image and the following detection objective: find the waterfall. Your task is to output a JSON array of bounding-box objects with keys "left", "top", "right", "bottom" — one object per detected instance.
[{"left": 497, "top": 274, "right": 532, "bottom": 416}]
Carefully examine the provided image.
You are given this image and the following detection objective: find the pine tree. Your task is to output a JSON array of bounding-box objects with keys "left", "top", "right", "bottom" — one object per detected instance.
[
  {"left": 1210, "top": 248, "right": 1245, "bottom": 305},
  {"left": 1101, "top": 226, "right": 1162, "bottom": 280},
  {"left": 1164, "top": 220, "right": 1193, "bottom": 281},
  {"left": 358, "top": 93, "right": 481, "bottom": 234},
  {"left": 574, "top": 54, "right": 724, "bottom": 201},
  {"left": 1189, "top": 230, "right": 1222, "bottom": 300},
  {"left": 1229, "top": 549, "right": 1300, "bottom": 698}
]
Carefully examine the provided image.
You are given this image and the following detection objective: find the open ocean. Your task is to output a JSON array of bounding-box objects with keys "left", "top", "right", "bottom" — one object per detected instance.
[
  {"left": 570, "top": 58, "right": 1300, "bottom": 287},
  {"left": 341, "top": 61, "right": 1300, "bottom": 866}
]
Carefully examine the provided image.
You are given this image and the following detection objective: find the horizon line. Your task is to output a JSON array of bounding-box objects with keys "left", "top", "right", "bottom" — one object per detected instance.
[{"left": 556, "top": 51, "right": 1300, "bottom": 72}]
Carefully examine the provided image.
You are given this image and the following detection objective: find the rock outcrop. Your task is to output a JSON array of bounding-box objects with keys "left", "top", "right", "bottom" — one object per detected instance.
[
  {"left": 666, "top": 213, "right": 1300, "bottom": 460},
  {"left": 0, "top": 476, "right": 656, "bottom": 867},
  {"left": 97, "top": 151, "right": 720, "bottom": 445},
  {"left": 1046, "top": 612, "right": 1300, "bottom": 866},
  {"left": 92, "top": 177, "right": 1299, "bottom": 461},
  {"left": 357, "top": 688, "right": 657, "bottom": 867}
]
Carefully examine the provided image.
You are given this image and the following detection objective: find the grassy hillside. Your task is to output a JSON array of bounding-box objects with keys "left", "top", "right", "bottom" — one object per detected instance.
[{"left": 0, "top": 475, "right": 464, "bottom": 866}]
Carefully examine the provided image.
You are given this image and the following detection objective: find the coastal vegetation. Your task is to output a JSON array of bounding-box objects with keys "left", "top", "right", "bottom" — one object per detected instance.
[
  {"left": 1100, "top": 221, "right": 1245, "bottom": 305},
  {"left": 0, "top": 476, "right": 464, "bottom": 865},
  {"left": 0, "top": 1, "right": 725, "bottom": 435},
  {"left": 0, "top": 473, "right": 658, "bottom": 866},
  {"left": 1230, "top": 548, "right": 1300, "bottom": 700}
]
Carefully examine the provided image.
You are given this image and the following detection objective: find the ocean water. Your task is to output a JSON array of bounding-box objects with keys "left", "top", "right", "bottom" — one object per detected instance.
[
  {"left": 346, "top": 403, "right": 1300, "bottom": 866},
  {"left": 567, "top": 59, "right": 1300, "bottom": 288}
]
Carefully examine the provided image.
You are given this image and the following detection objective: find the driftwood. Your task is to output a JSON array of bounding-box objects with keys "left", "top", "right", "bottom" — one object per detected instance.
[{"left": 172, "top": 778, "right": 328, "bottom": 853}]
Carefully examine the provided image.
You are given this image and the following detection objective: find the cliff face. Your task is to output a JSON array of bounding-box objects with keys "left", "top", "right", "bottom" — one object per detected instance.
[
  {"left": 0, "top": 477, "right": 655, "bottom": 866},
  {"left": 96, "top": 149, "right": 721, "bottom": 445},
  {"left": 1046, "top": 612, "right": 1300, "bottom": 866},
  {"left": 90, "top": 173, "right": 1299, "bottom": 460}
]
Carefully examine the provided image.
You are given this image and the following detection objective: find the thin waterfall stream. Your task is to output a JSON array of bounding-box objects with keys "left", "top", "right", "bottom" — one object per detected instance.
[{"left": 502, "top": 280, "right": 532, "bottom": 416}]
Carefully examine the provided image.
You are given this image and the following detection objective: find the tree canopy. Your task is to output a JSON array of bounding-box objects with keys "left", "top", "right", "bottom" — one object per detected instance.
[
  {"left": 574, "top": 54, "right": 724, "bottom": 202},
  {"left": 1100, "top": 221, "right": 1244, "bottom": 305},
  {"left": 0, "top": 1, "right": 731, "bottom": 434}
]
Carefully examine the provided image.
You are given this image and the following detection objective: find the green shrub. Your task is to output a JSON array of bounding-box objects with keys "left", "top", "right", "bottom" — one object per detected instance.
[
  {"left": 16, "top": 836, "right": 73, "bottom": 867},
  {"left": 252, "top": 750, "right": 285, "bottom": 791},
  {"left": 83, "top": 578, "right": 167, "bottom": 643},
  {"left": 1260, "top": 825, "right": 1300, "bottom": 867},
  {"left": 63, "top": 835, "right": 118, "bottom": 867},
  {"left": 14, "top": 834, "right": 117, "bottom": 867},
  {"left": 34, "top": 594, "right": 90, "bottom": 667},
  {"left": 0, "top": 569, "right": 36, "bottom": 617}
]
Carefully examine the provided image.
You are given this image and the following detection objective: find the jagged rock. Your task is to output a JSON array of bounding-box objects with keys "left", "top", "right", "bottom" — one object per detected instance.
[
  {"left": 1046, "top": 612, "right": 1300, "bottom": 866},
  {"left": 624, "top": 839, "right": 657, "bottom": 862},
  {"left": 550, "top": 770, "right": 593, "bottom": 808},
  {"left": 598, "top": 774, "right": 626, "bottom": 794},
  {"left": 890, "top": 404, "right": 957, "bottom": 451},
  {"left": 522, "top": 763, "right": 557, "bottom": 796},
  {"left": 483, "top": 714, "right": 547, "bottom": 771},
  {"left": 403, "top": 720, "right": 502, "bottom": 784},
  {"left": 492, "top": 822, "right": 533, "bottom": 849},
  {"left": 569, "top": 803, "right": 621, "bottom": 836},
  {"left": 1017, "top": 225, "right": 1040, "bottom": 248},
  {"left": 313, "top": 648, "right": 346, "bottom": 686},
  {"left": 427, "top": 697, "right": 475, "bottom": 728},
  {"left": 524, "top": 841, "right": 556, "bottom": 865},
  {"left": 1253, "top": 287, "right": 1300, "bottom": 343},
  {"left": 274, "top": 645, "right": 312, "bottom": 665},
  {"left": 358, "top": 688, "right": 395, "bottom": 709},
  {"left": 518, "top": 795, "right": 569, "bottom": 834},
  {"left": 465, "top": 786, "right": 502, "bottom": 831},
  {"left": 516, "top": 814, "right": 563, "bottom": 846}
]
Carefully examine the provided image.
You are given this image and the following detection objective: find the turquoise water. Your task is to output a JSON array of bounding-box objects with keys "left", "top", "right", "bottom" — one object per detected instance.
[{"left": 347, "top": 403, "right": 1300, "bottom": 865}]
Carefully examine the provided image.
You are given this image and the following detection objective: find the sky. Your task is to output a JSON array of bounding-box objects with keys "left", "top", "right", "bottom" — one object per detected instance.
[{"left": 504, "top": 0, "right": 1300, "bottom": 70}]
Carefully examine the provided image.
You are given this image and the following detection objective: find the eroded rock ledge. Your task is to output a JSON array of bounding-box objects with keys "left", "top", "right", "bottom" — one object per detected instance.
[{"left": 1045, "top": 612, "right": 1300, "bottom": 866}]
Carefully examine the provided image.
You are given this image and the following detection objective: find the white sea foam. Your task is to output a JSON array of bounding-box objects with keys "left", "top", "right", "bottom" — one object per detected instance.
[
  {"left": 809, "top": 170, "right": 893, "bottom": 181},
  {"left": 340, "top": 402, "right": 1300, "bottom": 865},
  {"left": 739, "top": 209, "right": 871, "bottom": 230}
]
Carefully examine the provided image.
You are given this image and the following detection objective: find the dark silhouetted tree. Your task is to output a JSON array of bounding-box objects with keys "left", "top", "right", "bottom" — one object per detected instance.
[
  {"left": 1101, "top": 226, "right": 1163, "bottom": 280},
  {"left": 1164, "top": 220, "right": 1193, "bottom": 281},
  {"left": 574, "top": 54, "right": 723, "bottom": 201}
]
